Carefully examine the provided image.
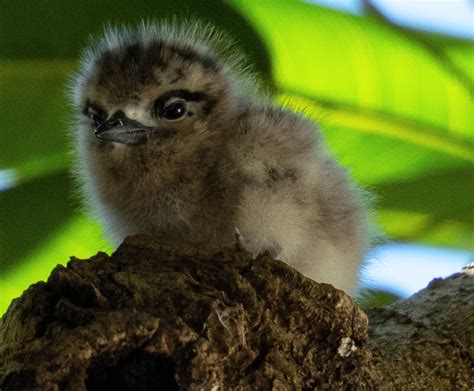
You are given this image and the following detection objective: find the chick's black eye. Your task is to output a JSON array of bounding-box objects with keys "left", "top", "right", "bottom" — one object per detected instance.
[{"left": 163, "top": 100, "right": 187, "bottom": 121}]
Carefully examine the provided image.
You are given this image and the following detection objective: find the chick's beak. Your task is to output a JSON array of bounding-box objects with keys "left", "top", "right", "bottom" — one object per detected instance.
[{"left": 95, "top": 115, "right": 152, "bottom": 146}]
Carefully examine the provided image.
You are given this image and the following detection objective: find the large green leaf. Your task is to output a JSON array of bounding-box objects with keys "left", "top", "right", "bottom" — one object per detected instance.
[
  {"left": 231, "top": 1, "right": 473, "bottom": 143},
  {"left": 443, "top": 41, "right": 474, "bottom": 83},
  {"left": 230, "top": 0, "right": 473, "bottom": 249},
  {"left": 406, "top": 29, "right": 474, "bottom": 86}
]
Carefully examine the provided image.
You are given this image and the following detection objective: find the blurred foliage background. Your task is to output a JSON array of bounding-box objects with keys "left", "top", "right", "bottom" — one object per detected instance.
[{"left": 1, "top": 0, "right": 473, "bottom": 314}]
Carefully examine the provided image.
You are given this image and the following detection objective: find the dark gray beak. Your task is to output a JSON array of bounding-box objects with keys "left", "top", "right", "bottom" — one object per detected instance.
[{"left": 95, "top": 115, "right": 152, "bottom": 146}]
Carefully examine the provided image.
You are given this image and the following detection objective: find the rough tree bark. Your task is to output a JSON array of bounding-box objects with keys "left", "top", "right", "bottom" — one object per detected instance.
[{"left": 0, "top": 235, "right": 472, "bottom": 390}]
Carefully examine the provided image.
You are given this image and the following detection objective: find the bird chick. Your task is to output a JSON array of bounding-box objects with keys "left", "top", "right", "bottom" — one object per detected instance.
[{"left": 70, "top": 21, "right": 369, "bottom": 294}]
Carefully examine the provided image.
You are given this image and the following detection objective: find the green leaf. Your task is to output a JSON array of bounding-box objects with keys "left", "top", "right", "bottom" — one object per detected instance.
[
  {"left": 231, "top": 0, "right": 474, "bottom": 249},
  {"left": 441, "top": 42, "right": 474, "bottom": 86},
  {"left": 414, "top": 32, "right": 474, "bottom": 85},
  {"left": 376, "top": 168, "right": 474, "bottom": 249},
  {"left": 231, "top": 1, "right": 472, "bottom": 141},
  {"left": 281, "top": 94, "right": 473, "bottom": 183}
]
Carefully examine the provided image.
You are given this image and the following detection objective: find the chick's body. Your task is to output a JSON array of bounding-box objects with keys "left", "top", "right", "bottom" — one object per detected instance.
[{"left": 71, "top": 22, "right": 368, "bottom": 294}]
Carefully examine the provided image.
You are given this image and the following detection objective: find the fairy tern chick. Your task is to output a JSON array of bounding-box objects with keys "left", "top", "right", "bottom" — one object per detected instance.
[{"left": 70, "top": 21, "right": 370, "bottom": 294}]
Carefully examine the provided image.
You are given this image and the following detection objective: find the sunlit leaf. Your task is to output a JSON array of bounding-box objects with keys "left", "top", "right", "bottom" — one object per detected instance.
[
  {"left": 418, "top": 32, "right": 474, "bottom": 85},
  {"left": 231, "top": 1, "right": 473, "bottom": 140},
  {"left": 444, "top": 43, "right": 474, "bottom": 83},
  {"left": 231, "top": 0, "right": 474, "bottom": 250},
  {"left": 281, "top": 95, "right": 473, "bottom": 183}
]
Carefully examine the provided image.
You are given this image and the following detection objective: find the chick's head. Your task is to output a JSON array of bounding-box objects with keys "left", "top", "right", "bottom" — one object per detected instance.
[{"left": 71, "top": 22, "right": 254, "bottom": 187}]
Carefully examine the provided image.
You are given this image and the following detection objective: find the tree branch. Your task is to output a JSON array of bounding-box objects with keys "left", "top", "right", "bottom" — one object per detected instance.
[{"left": 1, "top": 236, "right": 472, "bottom": 390}]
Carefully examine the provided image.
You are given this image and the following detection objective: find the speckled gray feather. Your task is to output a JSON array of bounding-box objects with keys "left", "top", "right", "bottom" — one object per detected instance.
[{"left": 69, "top": 20, "right": 370, "bottom": 294}]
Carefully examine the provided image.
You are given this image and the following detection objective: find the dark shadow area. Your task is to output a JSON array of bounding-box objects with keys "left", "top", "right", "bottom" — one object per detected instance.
[{"left": 86, "top": 351, "right": 178, "bottom": 391}]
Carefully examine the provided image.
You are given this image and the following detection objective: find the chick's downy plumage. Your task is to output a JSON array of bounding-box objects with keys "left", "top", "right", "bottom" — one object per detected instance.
[{"left": 71, "top": 21, "right": 369, "bottom": 294}]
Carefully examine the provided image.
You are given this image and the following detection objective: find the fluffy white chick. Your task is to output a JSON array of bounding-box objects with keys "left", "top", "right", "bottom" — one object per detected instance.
[{"left": 70, "top": 21, "right": 370, "bottom": 294}]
